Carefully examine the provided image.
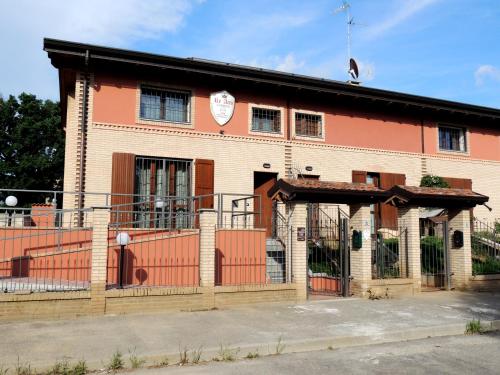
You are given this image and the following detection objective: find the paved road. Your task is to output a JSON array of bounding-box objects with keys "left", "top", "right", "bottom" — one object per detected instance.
[{"left": 135, "top": 332, "right": 500, "bottom": 374}]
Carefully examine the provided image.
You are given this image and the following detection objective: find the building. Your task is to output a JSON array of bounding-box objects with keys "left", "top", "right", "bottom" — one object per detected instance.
[{"left": 44, "top": 38, "right": 499, "bottom": 232}]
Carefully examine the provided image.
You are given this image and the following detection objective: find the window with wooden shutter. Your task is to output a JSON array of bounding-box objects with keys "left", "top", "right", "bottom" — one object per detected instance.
[
  {"left": 379, "top": 172, "right": 406, "bottom": 228},
  {"left": 110, "top": 152, "right": 136, "bottom": 225},
  {"left": 195, "top": 159, "right": 214, "bottom": 210},
  {"left": 442, "top": 177, "right": 472, "bottom": 190},
  {"left": 352, "top": 170, "right": 367, "bottom": 183}
]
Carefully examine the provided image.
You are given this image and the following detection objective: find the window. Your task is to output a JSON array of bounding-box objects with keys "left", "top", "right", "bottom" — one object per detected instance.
[
  {"left": 251, "top": 107, "right": 281, "bottom": 133},
  {"left": 135, "top": 157, "right": 192, "bottom": 228},
  {"left": 439, "top": 126, "right": 466, "bottom": 152},
  {"left": 140, "top": 87, "right": 190, "bottom": 123},
  {"left": 295, "top": 112, "right": 323, "bottom": 138}
]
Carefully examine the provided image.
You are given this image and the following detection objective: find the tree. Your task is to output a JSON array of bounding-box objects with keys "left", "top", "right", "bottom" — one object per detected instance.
[
  {"left": 420, "top": 175, "right": 450, "bottom": 188},
  {"left": 0, "top": 93, "right": 64, "bottom": 206}
]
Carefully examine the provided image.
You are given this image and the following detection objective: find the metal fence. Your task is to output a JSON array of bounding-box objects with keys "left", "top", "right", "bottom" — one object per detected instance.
[
  {"left": 0, "top": 207, "right": 93, "bottom": 293},
  {"left": 107, "top": 200, "right": 200, "bottom": 289},
  {"left": 371, "top": 227, "right": 408, "bottom": 279},
  {"left": 472, "top": 219, "right": 500, "bottom": 275}
]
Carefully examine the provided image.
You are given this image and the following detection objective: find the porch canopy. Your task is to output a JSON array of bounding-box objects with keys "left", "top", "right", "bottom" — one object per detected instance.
[
  {"left": 268, "top": 178, "right": 389, "bottom": 204},
  {"left": 385, "top": 185, "right": 489, "bottom": 209}
]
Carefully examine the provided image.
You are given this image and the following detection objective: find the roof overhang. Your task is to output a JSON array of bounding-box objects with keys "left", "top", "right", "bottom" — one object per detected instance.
[
  {"left": 268, "top": 179, "right": 390, "bottom": 204},
  {"left": 43, "top": 38, "right": 500, "bottom": 127},
  {"left": 385, "top": 185, "right": 489, "bottom": 209}
]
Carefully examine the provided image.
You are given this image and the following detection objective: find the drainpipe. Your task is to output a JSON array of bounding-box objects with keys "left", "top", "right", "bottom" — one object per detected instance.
[
  {"left": 420, "top": 118, "right": 425, "bottom": 154},
  {"left": 286, "top": 96, "right": 291, "bottom": 141},
  {"left": 77, "top": 50, "right": 90, "bottom": 220}
]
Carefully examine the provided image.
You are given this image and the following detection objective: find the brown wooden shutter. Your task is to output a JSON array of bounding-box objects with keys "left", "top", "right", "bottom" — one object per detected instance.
[
  {"left": 352, "top": 170, "right": 367, "bottom": 183},
  {"left": 110, "top": 153, "right": 136, "bottom": 225},
  {"left": 442, "top": 177, "right": 472, "bottom": 190},
  {"left": 379, "top": 172, "right": 406, "bottom": 228},
  {"left": 195, "top": 159, "right": 214, "bottom": 209}
]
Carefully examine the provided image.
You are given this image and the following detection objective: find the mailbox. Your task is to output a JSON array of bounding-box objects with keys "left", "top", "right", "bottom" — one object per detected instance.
[
  {"left": 452, "top": 230, "right": 464, "bottom": 248},
  {"left": 352, "top": 230, "right": 362, "bottom": 249}
]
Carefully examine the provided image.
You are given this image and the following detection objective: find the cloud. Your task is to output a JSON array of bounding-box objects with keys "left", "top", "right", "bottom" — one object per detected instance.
[
  {"left": 0, "top": 0, "right": 201, "bottom": 99},
  {"left": 474, "top": 65, "right": 500, "bottom": 86},
  {"left": 363, "top": 0, "right": 440, "bottom": 40},
  {"left": 276, "top": 54, "right": 305, "bottom": 73},
  {"left": 357, "top": 60, "right": 375, "bottom": 81}
]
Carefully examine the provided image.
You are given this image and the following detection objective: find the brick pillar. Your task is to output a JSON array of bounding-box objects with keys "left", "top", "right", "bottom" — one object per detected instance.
[
  {"left": 90, "top": 207, "right": 110, "bottom": 315},
  {"left": 289, "top": 202, "right": 308, "bottom": 301},
  {"left": 199, "top": 209, "right": 217, "bottom": 287},
  {"left": 349, "top": 204, "right": 372, "bottom": 296},
  {"left": 398, "top": 206, "right": 421, "bottom": 292},
  {"left": 448, "top": 209, "right": 472, "bottom": 290}
]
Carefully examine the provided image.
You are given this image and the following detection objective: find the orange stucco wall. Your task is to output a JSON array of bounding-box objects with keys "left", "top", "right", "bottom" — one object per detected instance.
[
  {"left": 92, "top": 73, "right": 500, "bottom": 161},
  {"left": 106, "top": 229, "right": 200, "bottom": 287},
  {"left": 215, "top": 229, "right": 267, "bottom": 286}
]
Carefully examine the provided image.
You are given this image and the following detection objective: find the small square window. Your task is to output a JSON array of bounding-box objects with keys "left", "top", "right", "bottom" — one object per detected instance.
[
  {"left": 295, "top": 112, "right": 322, "bottom": 137},
  {"left": 439, "top": 126, "right": 466, "bottom": 152},
  {"left": 251, "top": 108, "right": 281, "bottom": 133}
]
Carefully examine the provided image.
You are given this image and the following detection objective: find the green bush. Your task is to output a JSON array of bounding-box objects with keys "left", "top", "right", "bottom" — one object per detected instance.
[
  {"left": 473, "top": 257, "right": 500, "bottom": 275},
  {"left": 420, "top": 175, "right": 450, "bottom": 188},
  {"left": 420, "top": 236, "right": 444, "bottom": 274}
]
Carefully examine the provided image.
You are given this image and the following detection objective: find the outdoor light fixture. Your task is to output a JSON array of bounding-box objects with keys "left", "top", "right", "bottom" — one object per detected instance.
[
  {"left": 5, "top": 196, "right": 17, "bottom": 207},
  {"left": 155, "top": 198, "right": 164, "bottom": 209},
  {"left": 305, "top": 166, "right": 313, "bottom": 172},
  {"left": 116, "top": 232, "right": 130, "bottom": 288},
  {"left": 263, "top": 163, "right": 271, "bottom": 169}
]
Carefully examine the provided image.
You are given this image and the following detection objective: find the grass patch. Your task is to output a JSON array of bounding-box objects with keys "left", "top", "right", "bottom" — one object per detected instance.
[
  {"left": 157, "top": 357, "right": 169, "bottom": 367},
  {"left": 0, "top": 365, "right": 9, "bottom": 375},
  {"left": 465, "top": 319, "right": 484, "bottom": 335},
  {"left": 15, "top": 358, "right": 33, "bottom": 375},
  {"left": 106, "top": 350, "right": 124, "bottom": 371}
]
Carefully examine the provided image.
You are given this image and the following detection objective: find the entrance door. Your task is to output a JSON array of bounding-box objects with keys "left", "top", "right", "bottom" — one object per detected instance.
[
  {"left": 307, "top": 205, "right": 350, "bottom": 297},
  {"left": 421, "top": 221, "right": 450, "bottom": 290},
  {"left": 254, "top": 172, "right": 278, "bottom": 237}
]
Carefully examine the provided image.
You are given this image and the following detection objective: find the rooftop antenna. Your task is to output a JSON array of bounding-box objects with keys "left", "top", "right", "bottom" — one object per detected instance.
[{"left": 334, "top": 1, "right": 360, "bottom": 83}]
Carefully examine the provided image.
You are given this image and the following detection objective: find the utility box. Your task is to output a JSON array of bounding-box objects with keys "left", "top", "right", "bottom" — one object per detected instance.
[
  {"left": 352, "top": 230, "right": 362, "bottom": 249},
  {"left": 452, "top": 230, "right": 464, "bottom": 248}
]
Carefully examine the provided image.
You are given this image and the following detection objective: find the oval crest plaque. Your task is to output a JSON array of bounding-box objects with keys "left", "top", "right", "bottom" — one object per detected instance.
[{"left": 210, "top": 90, "right": 235, "bottom": 126}]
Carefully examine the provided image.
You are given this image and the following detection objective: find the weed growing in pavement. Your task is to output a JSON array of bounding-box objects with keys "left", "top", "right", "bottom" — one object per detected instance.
[
  {"left": 128, "top": 348, "right": 146, "bottom": 369},
  {"left": 275, "top": 336, "right": 285, "bottom": 355},
  {"left": 190, "top": 346, "right": 203, "bottom": 364},
  {"left": 245, "top": 350, "right": 259, "bottom": 359},
  {"left": 327, "top": 345, "right": 334, "bottom": 350},
  {"left": 106, "top": 350, "right": 124, "bottom": 371},
  {"left": 70, "top": 360, "right": 87, "bottom": 375},
  {"left": 216, "top": 345, "right": 240, "bottom": 362},
  {"left": 465, "top": 319, "right": 483, "bottom": 335},
  {"left": 0, "top": 365, "right": 9, "bottom": 375},
  {"left": 157, "top": 357, "right": 169, "bottom": 367},
  {"left": 14, "top": 357, "right": 33, "bottom": 375},
  {"left": 178, "top": 345, "right": 189, "bottom": 365}
]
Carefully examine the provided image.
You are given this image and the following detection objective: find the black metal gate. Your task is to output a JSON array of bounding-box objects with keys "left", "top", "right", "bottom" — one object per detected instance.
[
  {"left": 307, "top": 205, "right": 350, "bottom": 297},
  {"left": 421, "top": 220, "right": 450, "bottom": 290}
]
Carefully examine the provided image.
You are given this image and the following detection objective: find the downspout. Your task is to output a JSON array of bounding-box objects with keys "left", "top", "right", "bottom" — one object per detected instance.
[
  {"left": 420, "top": 118, "right": 425, "bottom": 154},
  {"left": 77, "top": 50, "right": 90, "bottom": 221}
]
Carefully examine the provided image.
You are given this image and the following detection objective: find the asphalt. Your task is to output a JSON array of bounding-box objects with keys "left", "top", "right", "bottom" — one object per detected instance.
[
  {"left": 1, "top": 291, "right": 499, "bottom": 372},
  {"left": 134, "top": 332, "right": 500, "bottom": 374}
]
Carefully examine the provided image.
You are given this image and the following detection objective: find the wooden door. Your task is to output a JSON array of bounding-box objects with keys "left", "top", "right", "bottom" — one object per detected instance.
[{"left": 254, "top": 172, "right": 278, "bottom": 237}]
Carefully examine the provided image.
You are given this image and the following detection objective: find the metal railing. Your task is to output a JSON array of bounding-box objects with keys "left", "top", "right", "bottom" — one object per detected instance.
[
  {"left": 472, "top": 219, "right": 500, "bottom": 275},
  {"left": 0, "top": 207, "right": 93, "bottom": 293},
  {"left": 372, "top": 227, "right": 408, "bottom": 279}
]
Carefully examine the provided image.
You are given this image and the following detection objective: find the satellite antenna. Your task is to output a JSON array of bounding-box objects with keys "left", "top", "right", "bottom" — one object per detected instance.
[{"left": 334, "top": 1, "right": 361, "bottom": 83}]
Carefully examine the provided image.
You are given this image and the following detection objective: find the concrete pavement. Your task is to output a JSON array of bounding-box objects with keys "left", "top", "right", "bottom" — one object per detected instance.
[{"left": 1, "top": 291, "right": 499, "bottom": 372}]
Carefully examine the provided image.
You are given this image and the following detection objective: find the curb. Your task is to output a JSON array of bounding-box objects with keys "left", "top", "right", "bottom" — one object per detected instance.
[{"left": 18, "top": 319, "right": 500, "bottom": 373}]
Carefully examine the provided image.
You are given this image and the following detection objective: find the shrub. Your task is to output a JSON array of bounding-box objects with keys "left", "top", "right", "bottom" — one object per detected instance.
[
  {"left": 420, "top": 175, "right": 450, "bottom": 188},
  {"left": 106, "top": 351, "right": 124, "bottom": 371}
]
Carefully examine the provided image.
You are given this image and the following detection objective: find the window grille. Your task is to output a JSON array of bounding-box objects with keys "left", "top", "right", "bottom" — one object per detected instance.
[
  {"left": 251, "top": 107, "right": 281, "bottom": 133},
  {"left": 439, "top": 126, "right": 466, "bottom": 152},
  {"left": 140, "top": 87, "right": 190, "bottom": 123},
  {"left": 295, "top": 112, "right": 322, "bottom": 137}
]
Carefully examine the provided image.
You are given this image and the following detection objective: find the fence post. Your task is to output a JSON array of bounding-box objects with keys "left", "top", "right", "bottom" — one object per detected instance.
[
  {"left": 90, "top": 207, "right": 110, "bottom": 315},
  {"left": 448, "top": 208, "right": 472, "bottom": 290},
  {"left": 288, "top": 201, "right": 308, "bottom": 301},
  {"left": 349, "top": 203, "right": 372, "bottom": 296},
  {"left": 398, "top": 205, "right": 421, "bottom": 293},
  {"left": 199, "top": 209, "right": 217, "bottom": 308}
]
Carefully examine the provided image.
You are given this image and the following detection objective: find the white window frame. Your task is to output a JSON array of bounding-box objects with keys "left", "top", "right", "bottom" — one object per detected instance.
[
  {"left": 136, "top": 83, "right": 195, "bottom": 129},
  {"left": 248, "top": 103, "right": 285, "bottom": 138},
  {"left": 437, "top": 124, "right": 469, "bottom": 154},
  {"left": 291, "top": 108, "right": 325, "bottom": 141}
]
